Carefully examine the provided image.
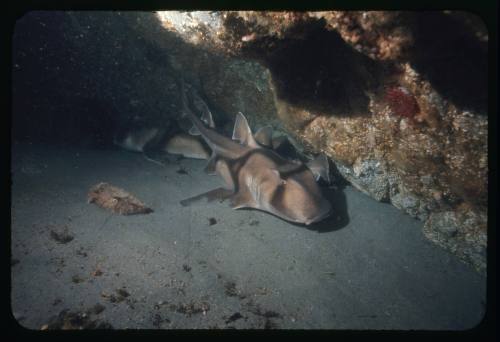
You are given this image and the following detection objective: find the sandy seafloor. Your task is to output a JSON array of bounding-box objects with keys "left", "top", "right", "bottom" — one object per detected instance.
[{"left": 10, "top": 141, "right": 486, "bottom": 330}]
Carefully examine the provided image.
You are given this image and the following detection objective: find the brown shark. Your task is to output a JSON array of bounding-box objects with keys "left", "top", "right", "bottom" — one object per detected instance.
[
  {"left": 179, "top": 83, "right": 332, "bottom": 225},
  {"left": 113, "top": 127, "right": 161, "bottom": 153},
  {"left": 114, "top": 126, "right": 211, "bottom": 160},
  {"left": 162, "top": 133, "right": 211, "bottom": 160}
]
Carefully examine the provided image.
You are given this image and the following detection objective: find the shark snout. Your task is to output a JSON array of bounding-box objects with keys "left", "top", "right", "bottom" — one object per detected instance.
[{"left": 303, "top": 202, "right": 333, "bottom": 225}]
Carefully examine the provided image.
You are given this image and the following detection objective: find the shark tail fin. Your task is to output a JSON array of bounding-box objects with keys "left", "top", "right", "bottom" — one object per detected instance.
[
  {"left": 197, "top": 96, "right": 215, "bottom": 128},
  {"left": 178, "top": 77, "right": 215, "bottom": 134},
  {"left": 176, "top": 77, "right": 190, "bottom": 131},
  {"left": 189, "top": 85, "right": 216, "bottom": 128}
]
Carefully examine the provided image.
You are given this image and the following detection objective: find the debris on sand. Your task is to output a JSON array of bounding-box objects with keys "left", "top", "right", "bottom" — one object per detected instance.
[
  {"left": 91, "top": 268, "right": 103, "bottom": 277},
  {"left": 49, "top": 227, "right": 74, "bottom": 244},
  {"left": 100, "top": 288, "right": 130, "bottom": 303},
  {"left": 264, "top": 319, "right": 278, "bottom": 329},
  {"left": 244, "top": 300, "right": 283, "bottom": 329},
  {"left": 116, "top": 288, "right": 130, "bottom": 298},
  {"left": 152, "top": 313, "right": 170, "bottom": 328},
  {"left": 87, "top": 182, "right": 153, "bottom": 215},
  {"left": 76, "top": 247, "right": 88, "bottom": 257},
  {"left": 71, "top": 275, "right": 86, "bottom": 283},
  {"left": 225, "top": 312, "right": 244, "bottom": 324},
  {"left": 224, "top": 281, "right": 246, "bottom": 299},
  {"left": 224, "top": 281, "right": 238, "bottom": 297},
  {"left": 41, "top": 308, "right": 113, "bottom": 330},
  {"left": 255, "top": 287, "right": 270, "bottom": 295},
  {"left": 259, "top": 310, "right": 282, "bottom": 319},
  {"left": 88, "top": 303, "right": 106, "bottom": 315},
  {"left": 100, "top": 292, "right": 120, "bottom": 303},
  {"left": 168, "top": 301, "right": 210, "bottom": 317},
  {"left": 208, "top": 217, "right": 217, "bottom": 226},
  {"left": 176, "top": 166, "right": 188, "bottom": 175}
]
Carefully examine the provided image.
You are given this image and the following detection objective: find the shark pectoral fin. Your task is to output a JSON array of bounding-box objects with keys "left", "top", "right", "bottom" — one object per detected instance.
[
  {"left": 215, "top": 159, "right": 235, "bottom": 189},
  {"left": 204, "top": 153, "right": 217, "bottom": 175},
  {"left": 229, "top": 191, "right": 255, "bottom": 209},
  {"left": 254, "top": 126, "right": 273, "bottom": 147},
  {"left": 306, "top": 154, "right": 330, "bottom": 183},
  {"left": 189, "top": 125, "right": 201, "bottom": 136},
  {"left": 180, "top": 187, "right": 233, "bottom": 207},
  {"left": 232, "top": 112, "right": 259, "bottom": 148}
]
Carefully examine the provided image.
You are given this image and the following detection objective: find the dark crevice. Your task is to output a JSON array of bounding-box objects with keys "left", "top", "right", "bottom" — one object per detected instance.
[
  {"left": 409, "top": 11, "right": 488, "bottom": 114},
  {"left": 244, "top": 19, "right": 382, "bottom": 117}
]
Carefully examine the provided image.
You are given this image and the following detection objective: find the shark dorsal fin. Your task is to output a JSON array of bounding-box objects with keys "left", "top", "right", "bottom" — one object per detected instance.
[
  {"left": 254, "top": 126, "right": 273, "bottom": 148},
  {"left": 200, "top": 104, "right": 215, "bottom": 128},
  {"left": 232, "top": 112, "right": 259, "bottom": 148},
  {"left": 189, "top": 125, "right": 201, "bottom": 136},
  {"left": 306, "top": 154, "right": 330, "bottom": 183}
]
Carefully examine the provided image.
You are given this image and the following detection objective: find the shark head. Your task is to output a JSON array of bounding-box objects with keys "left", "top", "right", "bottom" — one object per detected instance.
[
  {"left": 266, "top": 167, "right": 332, "bottom": 225},
  {"left": 236, "top": 151, "right": 332, "bottom": 226}
]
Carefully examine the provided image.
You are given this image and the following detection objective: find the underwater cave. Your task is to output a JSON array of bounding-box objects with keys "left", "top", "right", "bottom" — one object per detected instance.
[{"left": 10, "top": 10, "right": 489, "bottom": 331}]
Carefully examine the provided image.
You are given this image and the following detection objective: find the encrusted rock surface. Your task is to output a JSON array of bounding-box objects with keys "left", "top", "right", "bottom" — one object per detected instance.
[
  {"left": 423, "top": 206, "right": 487, "bottom": 273},
  {"left": 13, "top": 11, "right": 488, "bottom": 273}
]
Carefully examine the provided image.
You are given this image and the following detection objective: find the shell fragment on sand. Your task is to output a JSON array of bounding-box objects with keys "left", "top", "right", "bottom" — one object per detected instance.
[{"left": 87, "top": 182, "right": 153, "bottom": 215}]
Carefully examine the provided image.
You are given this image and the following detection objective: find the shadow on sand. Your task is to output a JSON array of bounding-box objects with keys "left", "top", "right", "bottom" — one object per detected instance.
[{"left": 306, "top": 185, "right": 349, "bottom": 233}]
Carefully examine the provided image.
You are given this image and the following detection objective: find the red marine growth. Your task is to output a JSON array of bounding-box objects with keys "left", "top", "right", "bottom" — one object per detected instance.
[{"left": 384, "top": 86, "right": 420, "bottom": 119}]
